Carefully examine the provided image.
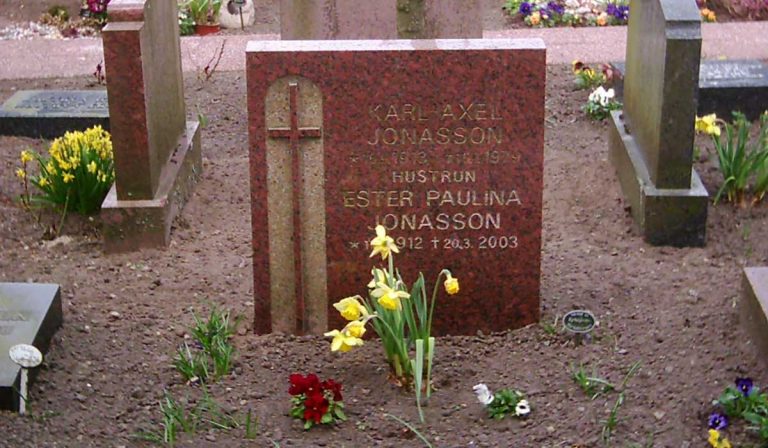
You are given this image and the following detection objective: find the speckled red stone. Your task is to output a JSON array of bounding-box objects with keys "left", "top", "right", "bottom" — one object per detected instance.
[{"left": 248, "top": 39, "right": 545, "bottom": 335}]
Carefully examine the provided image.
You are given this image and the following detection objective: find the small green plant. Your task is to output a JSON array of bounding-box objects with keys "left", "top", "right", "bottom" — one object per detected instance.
[
  {"left": 697, "top": 111, "right": 768, "bottom": 206},
  {"left": 173, "top": 307, "right": 238, "bottom": 383},
  {"left": 383, "top": 413, "right": 434, "bottom": 448},
  {"left": 582, "top": 86, "right": 622, "bottom": 121},
  {"left": 572, "top": 363, "right": 615, "bottom": 400},
  {"left": 138, "top": 386, "right": 244, "bottom": 445},
  {"left": 473, "top": 384, "right": 531, "bottom": 420},
  {"left": 600, "top": 361, "right": 641, "bottom": 446},
  {"left": 185, "top": 0, "right": 223, "bottom": 25},
  {"left": 178, "top": 5, "right": 196, "bottom": 36},
  {"left": 16, "top": 126, "right": 114, "bottom": 215},
  {"left": 47, "top": 5, "right": 70, "bottom": 20}
]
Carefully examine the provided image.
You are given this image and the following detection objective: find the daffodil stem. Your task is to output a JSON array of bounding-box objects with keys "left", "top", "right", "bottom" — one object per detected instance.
[{"left": 425, "top": 269, "right": 449, "bottom": 342}]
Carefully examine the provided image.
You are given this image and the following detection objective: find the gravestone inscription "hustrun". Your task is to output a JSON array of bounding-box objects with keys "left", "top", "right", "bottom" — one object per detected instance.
[{"left": 247, "top": 39, "right": 546, "bottom": 336}]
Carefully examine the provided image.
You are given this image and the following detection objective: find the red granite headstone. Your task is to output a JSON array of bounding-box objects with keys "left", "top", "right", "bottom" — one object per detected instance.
[
  {"left": 247, "top": 39, "right": 545, "bottom": 335},
  {"left": 99, "top": 0, "right": 202, "bottom": 252}
]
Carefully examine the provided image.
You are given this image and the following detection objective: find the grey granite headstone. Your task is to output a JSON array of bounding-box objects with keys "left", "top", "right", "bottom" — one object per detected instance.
[
  {"left": 741, "top": 267, "right": 768, "bottom": 368},
  {"left": 612, "top": 59, "right": 768, "bottom": 121},
  {"left": 0, "top": 283, "right": 63, "bottom": 412},
  {"left": 0, "top": 90, "right": 109, "bottom": 139},
  {"left": 608, "top": 0, "right": 708, "bottom": 247}
]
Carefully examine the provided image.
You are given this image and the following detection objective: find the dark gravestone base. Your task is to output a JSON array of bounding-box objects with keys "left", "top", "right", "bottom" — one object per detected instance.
[
  {"left": 0, "top": 90, "right": 109, "bottom": 139},
  {"left": 609, "top": 111, "right": 709, "bottom": 247},
  {"left": 0, "top": 283, "right": 62, "bottom": 412},
  {"left": 101, "top": 121, "right": 201, "bottom": 253},
  {"left": 741, "top": 267, "right": 768, "bottom": 368}
]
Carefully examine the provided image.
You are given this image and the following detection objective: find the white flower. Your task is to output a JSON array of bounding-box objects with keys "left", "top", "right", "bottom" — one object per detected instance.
[
  {"left": 515, "top": 399, "right": 531, "bottom": 417},
  {"left": 472, "top": 383, "right": 494, "bottom": 406},
  {"left": 588, "top": 86, "right": 606, "bottom": 103}
]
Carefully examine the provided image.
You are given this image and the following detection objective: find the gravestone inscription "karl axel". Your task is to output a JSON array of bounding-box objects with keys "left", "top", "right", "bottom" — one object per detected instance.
[
  {"left": 248, "top": 39, "right": 546, "bottom": 336},
  {"left": 0, "top": 90, "right": 109, "bottom": 139}
]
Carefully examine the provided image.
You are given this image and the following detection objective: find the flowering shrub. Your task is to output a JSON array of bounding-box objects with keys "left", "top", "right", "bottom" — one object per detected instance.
[
  {"left": 17, "top": 126, "right": 114, "bottom": 215},
  {"left": 324, "top": 225, "right": 459, "bottom": 422},
  {"left": 582, "top": 86, "right": 621, "bottom": 121},
  {"left": 504, "top": 0, "right": 629, "bottom": 27},
  {"left": 473, "top": 384, "right": 531, "bottom": 420},
  {"left": 695, "top": 112, "right": 768, "bottom": 205},
  {"left": 706, "top": 377, "right": 768, "bottom": 446},
  {"left": 288, "top": 374, "right": 346, "bottom": 430}
]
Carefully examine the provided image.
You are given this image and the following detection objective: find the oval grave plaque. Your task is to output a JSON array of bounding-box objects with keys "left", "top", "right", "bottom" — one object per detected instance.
[{"left": 563, "top": 310, "right": 596, "bottom": 334}]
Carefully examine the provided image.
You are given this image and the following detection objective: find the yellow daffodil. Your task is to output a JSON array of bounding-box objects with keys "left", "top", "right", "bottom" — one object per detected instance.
[
  {"left": 708, "top": 429, "right": 732, "bottom": 448},
  {"left": 20, "top": 150, "right": 33, "bottom": 163},
  {"left": 370, "top": 225, "right": 399, "bottom": 260},
  {"left": 87, "top": 161, "right": 97, "bottom": 174},
  {"left": 323, "top": 328, "right": 364, "bottom": 353},
  {"left": 38, "top": 177, "right": 49, "bottom": 187},
  {"left": 367, "top": 268, "right": 391, "bottom": 289},
  {"left": 15, "top": 168, "right": 25, "bottom": 179},
  {"left": 62, "top": 172, "right": 74, "bottom": 183},
  {"left": 701, "top": 8, "right": 716, "bottom": 22},
  {"left": 343, "top": 319, "right": 366, "bottom": 338},
  {"left": 333, "top": 296, "right": 369, "bottom": 321},
  {"left": 695, "top": 114, "right": 721, "bottom": 136},
  {"left": 444, "top": 274, "right": 460, "bottom": 295},
  {"left": 45, "top": 162, "right": 54, "bottom": 173},
  {"left": 371, "top": 282, "right": 410, "bottom": 311}
]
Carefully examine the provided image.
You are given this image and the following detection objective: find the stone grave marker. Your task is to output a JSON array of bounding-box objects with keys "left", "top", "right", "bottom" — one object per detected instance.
[
  {"left": 279, "top": 0, "right": 480, "bottom": 40},
  {"left": 698, "top": 60, "right": 768, "bottom": 121},
  {"left": 608, "top": 0, "right": 708, "bottom": 247},
  {"left": 99, "top": 0, "right": 202, "bottom": 252},
  {"left": 0, "top": 90, "right": 109, "bottom": 139},
  {"left": 0, "top": 283, "right": 62, "bottom": 412},
  {"left": 247, "top": 39, "right": 545, "bottom": 335},
  {"left": 741, "top": 267, "right": 768, "bottom": 367},
  {"left": 611, "top": 59, "right": 768, "bottom": 121}
]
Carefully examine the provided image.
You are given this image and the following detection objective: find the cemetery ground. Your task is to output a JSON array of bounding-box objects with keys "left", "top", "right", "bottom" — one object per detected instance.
[{"left": 0, "top": 66, "right": 767, "bottom": 447}]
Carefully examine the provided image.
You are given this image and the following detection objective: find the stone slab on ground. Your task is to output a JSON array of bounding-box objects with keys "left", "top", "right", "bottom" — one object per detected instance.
[
  {"left": 612, "top": 59, "right": 768, "bottom": 121},
  {"left": 247, "top": 38, "right": 545, "bottom": 336},
  {"left": 741, "top": 267, "right": 768, "bottom": 368},
  {"left": 0, "top": 90, "right": 108, "bottom": 139},
  {"left": 0, "top": 283, "right": 62, "bottom": 412}
]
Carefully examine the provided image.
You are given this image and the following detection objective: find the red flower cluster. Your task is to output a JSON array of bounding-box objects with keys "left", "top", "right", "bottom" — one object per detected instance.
[{"left": 289, "top": 373, "right": 343, "bottom": 424}]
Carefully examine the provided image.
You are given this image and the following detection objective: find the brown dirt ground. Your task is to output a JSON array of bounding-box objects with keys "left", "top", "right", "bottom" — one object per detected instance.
[{"left": 0, "top": 65, "right": 767, "bottom": 447}]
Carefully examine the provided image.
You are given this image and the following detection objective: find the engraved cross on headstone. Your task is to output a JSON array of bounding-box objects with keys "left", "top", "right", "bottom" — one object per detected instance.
[{"left": 266, "top": 81, "right": 322, "bottom": 334}]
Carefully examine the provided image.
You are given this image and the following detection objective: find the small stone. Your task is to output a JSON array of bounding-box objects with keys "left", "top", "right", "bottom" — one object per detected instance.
[
  {"left": 74, "top": 393, "right": 87, "bottom": 402},
  {"left": 546, "top": 425, "right": 555, "bottom": 434},
  {"left": 654, "top": 411, "right": 665, "bottom": 420},
  {"left": 108, "top": 311, "right": 121, "bottom": 320}
]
